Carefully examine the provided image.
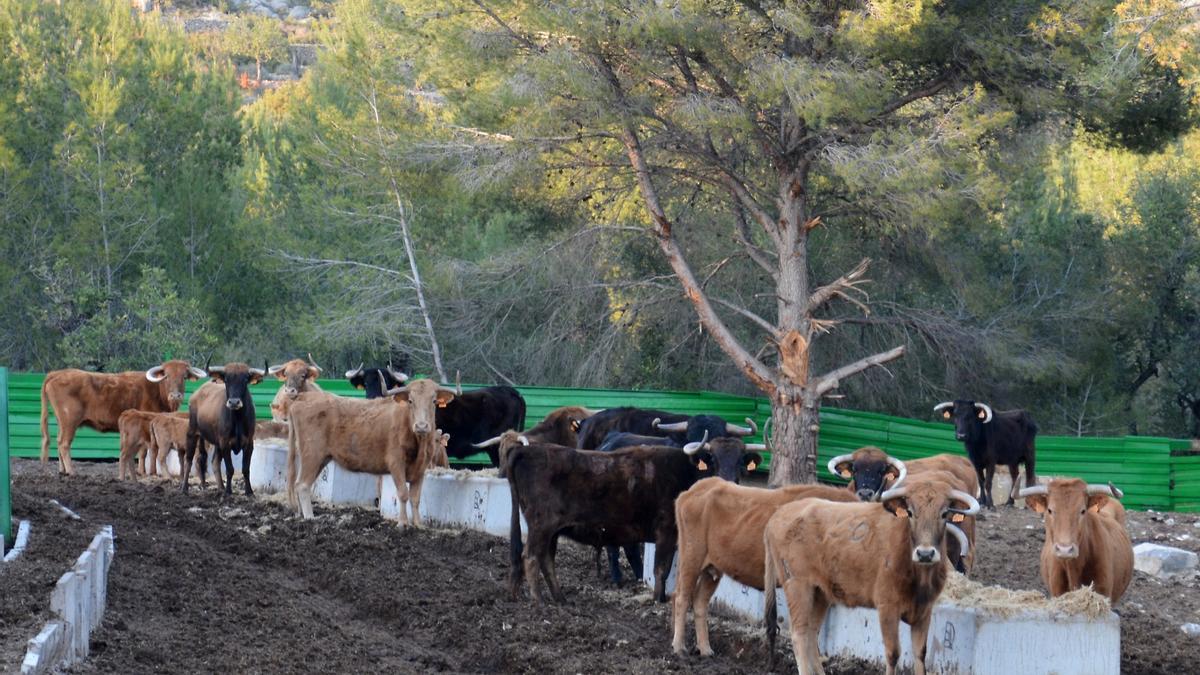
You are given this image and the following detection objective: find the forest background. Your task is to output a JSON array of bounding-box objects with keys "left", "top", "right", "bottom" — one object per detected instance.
[{"left": 1, "top": 0, "right": 1199, "bottom": 448}]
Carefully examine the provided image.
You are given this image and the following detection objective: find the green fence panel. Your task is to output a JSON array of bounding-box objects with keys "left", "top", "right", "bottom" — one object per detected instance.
[{"left": 10, "top": 371, "right": 1196, "bottom": 510}]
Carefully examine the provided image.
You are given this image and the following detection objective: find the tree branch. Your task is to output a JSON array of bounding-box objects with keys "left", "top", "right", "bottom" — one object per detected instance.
[
  {"left": 733, "top": 205, "right": 778, "bottom": 275},
  {"left": 472, "top": 1, "right": 545, "bottom": 54},
  {"left": 814, "top": 345, "right": 906, "bottom": 396},
  {"left": 808, "top": 257, "right": 872, "bottom": 315}
]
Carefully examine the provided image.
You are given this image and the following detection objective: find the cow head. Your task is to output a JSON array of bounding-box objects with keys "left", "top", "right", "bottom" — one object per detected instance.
[
  {"left": 269, "top": 356, "right": 321, "bottom": 398},
  {"left": 387, "top": 379, "right": 455, "bottom": 438},
  {"left": 827, "top": 446, "right": 907, "bottom": 501},
  {"left": 681, "top": 432, "right": 766, "bottom": 483},
  {"left": 207, "top": 362, "right": 265, "bottom": 413},
  {"left": 475, "top": 430, "right": 531, "bottom": 477},
  {"left": 347, "top": 363, "right": 409, "bottom": 399},
  {"left": 146, "top": 360, "right": 206, "bottom": 411},
  {"left": 881, "top": 478, "right": 979, "bottom": 566},
  {"left": 933, "top": 400, "right": 993, "bottom": 442},
  {"left": 656, "top": 414, "right": 758, "bottom": 444},
  {"left": 1020, "top": 480, "right": 1122, "bottom": 559}
]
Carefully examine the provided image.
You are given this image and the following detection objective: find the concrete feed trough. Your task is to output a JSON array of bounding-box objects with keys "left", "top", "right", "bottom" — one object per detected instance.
[
  {"left": 380, "top": 470, "right": 524, "bottom": 535},
  {"left": 644, "top": 543, "right": 1119, "bottom": 674}
]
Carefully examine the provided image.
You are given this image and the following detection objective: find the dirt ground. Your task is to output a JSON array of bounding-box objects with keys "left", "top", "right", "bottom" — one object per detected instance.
[{"left": 2, "top": 459, "right": 1199, "bottom": 674}]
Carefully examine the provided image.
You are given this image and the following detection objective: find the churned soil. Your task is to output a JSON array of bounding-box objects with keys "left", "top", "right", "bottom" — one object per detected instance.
[{"left": 3, "top": 458, "right": 1199, "bottom": 674}]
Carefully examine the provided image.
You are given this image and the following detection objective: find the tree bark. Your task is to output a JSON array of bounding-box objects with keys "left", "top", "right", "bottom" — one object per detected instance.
[{"left": 768, "top": 390, "right": 821, "bottom": 487}]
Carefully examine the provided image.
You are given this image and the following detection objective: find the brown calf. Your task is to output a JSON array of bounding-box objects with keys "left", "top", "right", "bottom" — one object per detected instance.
[
  {"left": 41, "top": 360, "right": 206, "bottom": 475},
  {"left": 118, "top": 410, "right": 187, "bottom": 480},
  {"left": 285, "top": 379, "right": 455, "bottom": 526},
  {"left": 267, "top": 356, "right": 323, "bottom": 422},
  {"left": 671, "top": 478, "right": 856, "bottom": 656},
  {"left": 149, "top": 414, "right": 197, "bottom": 477},
  {"left": 1019, "top": 479, "right": 1133, "bottom": 602},
  {"left": 829, "top": 447, "right": 980, "bottom": 573},
  {"left": 763, "top": 476, "right": 979, "bottom": 675}
]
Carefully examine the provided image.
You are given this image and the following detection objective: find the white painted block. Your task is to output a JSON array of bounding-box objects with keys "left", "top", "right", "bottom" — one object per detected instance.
[
  {"left": 49, "top": 571, "right": 81, "bottom": 664},
  {"left": 311, "top": 463, "right": 380, "bottom": 507},
  {"left": 21, "top": 621, "right": 65, "bottom": 675},
  {"left": 249, "top": 440, "right": 289, "bottom": 493},
  {"left": 380, "top": 471, "right": 525, "bottom": 535},
  {"left": 643, "top": 543, "right": 1119, "bottom": 674}
]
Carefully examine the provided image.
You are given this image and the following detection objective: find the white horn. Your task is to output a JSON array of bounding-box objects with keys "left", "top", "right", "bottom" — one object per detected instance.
[
  {"left": 887, "top": 457, "right": 907, "bottom": 487},
  {"left": 146, "top": 366, "right": 166, "bottom": 382},
  {"left": 1018, "top": 485, "right": 1048, "bottom": 498},
  {"left": 879, "top": 485, "right": 907, "bottom": 502},
  {"left": 1086, "top": 483, "right": 1123, "bottom": 499},
  {"left": 682, "top": 430, "right": 709, "bottom": 455},
  {"left": 725, "top": 417, "right": 757, "bottom": 436},
  {"left": 826, "top": 453, "right": 855, "bottom": 477},
  {"left": 655, "top": 420, "right": 689, "bottom": 432},
  {"left": 473, "top": 435, "right": 503, "bottom": 448},
  {"left": 389, "top": 366, "right": 409, "bottom": 383},
  {"left": 581, "top": 407, "right": 604, "bottom": 417},
  {"left": 268, "top": 363, "right": 286, "bottom": 375},
  {"left": 519, "top": 435, "right": 529, "bottom": 446},
  {"left": 187, "top": 366, "right": 207, "bottom": 379},
  {"left": 933, "top": 401, "right": 954, "bottom": 413},
  {"left": 946, "top": 523, "right": 970, "bottom": 559},
  {"left": 744, "top": 443, "right": 767, "bottom": 451},
  {"left": 974, "top": 402, "right": 993, "bottom": 423},
  {"left": 345, "top": 362, "right": 364, "bottom": 379},
  {"left": 948, "top": 489, "right": 981, "bottom": 516}
]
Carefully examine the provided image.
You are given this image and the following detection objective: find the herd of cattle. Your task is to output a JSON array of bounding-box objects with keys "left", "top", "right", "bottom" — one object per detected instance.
[{"left": 37, "top": 358, "right": 1135, "bottom": 675}]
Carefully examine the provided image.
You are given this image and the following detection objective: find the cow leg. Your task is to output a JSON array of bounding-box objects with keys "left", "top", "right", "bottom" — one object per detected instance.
[
  {"left": 671, "top": 551, "right": 703, "bottom": 655},
  {"left": 784, "top": 580, "right": 826, "bottom": 675},
  {"left": 1005, "top": 464, "right": 1020, "bottom": 506},
  {"left": 521, "top": 529, "right": 553, "bottom": 605},
  {"left": 387, "top": 464, "right": 412, "bottom": 527},
  {"left": 407, "top": 466, "right": 426, "bottom": 527},
  {"left": 593, "top": 547, "right": 604, "bottom": 580},
  {"left": 879, "top": 607, "right": 901, "bottom": 675},
  {"left": 296, "top": 456, "right": 328, "bottom": 520},
  {"left": 983, "top": 464, "right": 997, "bottom": 509},
  {"left": 606, "top": 546, "right": 623, "bottom": 585},
  {"left": 625, "top": 544, "right": 643, "bottom": 581},
  {"left": 651, "top": 539, "right": 675, "bottom": 603},
  {"left": 1024, "top": 452, "right": 1037, "bottom": 487},
  {"left": 910, "top": 610, "right": 933, "bottom": 675},
  {"left": 197, "top": 439, "right": 210, "bottom": 489},
  {"left": 241, "top": 443, "right": 254, "bottom": 496},
  {"left": 181, "top": 433, "right": 198, "bottom": 493},
  {"left": 222, "top": 449, "right": 235, "bottom": 496},
  {"left": 56, "top": 422, "right": 79, "bottom": 476},
  {"left": 692, "top": 570, "right": 721, "bottom": 657}
]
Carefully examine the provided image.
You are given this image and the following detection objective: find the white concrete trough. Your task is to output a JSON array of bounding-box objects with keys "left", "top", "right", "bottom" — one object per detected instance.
[
  {"left": 243, "top": 439, "right": 380, "bottom": 507},
  {"left": 644, "top": 543, "right": 1119, "bottom": 674},
  {"left": 380, "top": 470, "right": 525, "bottom": 535},
  {"left": 22, "top": 526, "right": 115, "bottom": 674}
]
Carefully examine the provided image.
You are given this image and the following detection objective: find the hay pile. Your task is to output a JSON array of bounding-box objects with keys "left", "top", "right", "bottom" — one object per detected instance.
[{"left": 940, "top": 572, "right": 1111, "bottom": 619}]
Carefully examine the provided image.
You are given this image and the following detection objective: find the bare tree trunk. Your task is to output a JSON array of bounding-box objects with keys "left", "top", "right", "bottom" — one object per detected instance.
[{"left": 768, "top": 393, "right": 820, "bottom": 486}]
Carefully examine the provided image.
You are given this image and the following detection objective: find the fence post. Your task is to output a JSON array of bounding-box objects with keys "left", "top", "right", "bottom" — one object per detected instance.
[{"left": 1, "top": 367, "right": 10, "bottom": 547}]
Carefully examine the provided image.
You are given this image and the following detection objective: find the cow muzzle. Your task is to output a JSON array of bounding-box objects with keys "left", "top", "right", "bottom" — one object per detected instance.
[
  {"left": 855, "top": 488, "right": 877, "bottom": 501},
  {"left": 414, "top": 421, "right": 431, "bottom": 434},
  {"left": 226, "top": 398, "right": 244, "bottom": 410},
  {"left": 285, "top": 386, "right": 299, "bottom": 397},
  {"left": 912, "top": 546, "right": 940, "bottom": 565},
  {"left": 1053, "top": 543, "right": 1079, "bottom": 559},
  {"left": 168, "top": 392, "right": 184, "bottom": 402}
]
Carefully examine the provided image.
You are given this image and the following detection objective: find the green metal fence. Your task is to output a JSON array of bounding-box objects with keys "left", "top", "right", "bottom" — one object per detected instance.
[{"left": 9, "top": 370, "right": 1199, "bottom": 511}]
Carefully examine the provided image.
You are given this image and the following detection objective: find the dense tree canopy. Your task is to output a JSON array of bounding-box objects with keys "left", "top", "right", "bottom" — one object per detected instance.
[{"left": 0, "top": 0, "right": 1198, "bottom": 455}]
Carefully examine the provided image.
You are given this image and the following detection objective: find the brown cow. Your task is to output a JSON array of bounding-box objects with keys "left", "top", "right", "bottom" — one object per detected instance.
[
  {"left": 118, "top": 410, "right": 187, "bottom": 480},
  {"left": 149, "top": 414, "right": 197, "bottom": 477},
  {"left": 763, "top": 476, "right": 979, "bottom": 675},
  {"left": 285, "top": 379, "right": 455, "bottom": 526},
  {"left": 267, "top": 356, "right": 324, "bottom": 422},
  {"left": 432, "top": 429, "right": 451, "bottom": 468},
  {"left": 671, "top": 478, "right": 857, "bottom": 656},
  {"left": 472, "top": 405, "right": 600, "bottom": 475},
  {"left": 828, "top": 447, "right": 980, "bottom": 573},
  {"left": 40, "top": 360, "right": 206, "bottom": 475},
  {"left": 1019, "top": 480, "right": 1133, "bottom": 603}
]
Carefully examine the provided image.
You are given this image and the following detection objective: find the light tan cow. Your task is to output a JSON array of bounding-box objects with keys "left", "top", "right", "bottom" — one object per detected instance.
[
  {"left": 41, "top": 360, "right": 206, "bottom": 474},
  {"left": 763, "top": 476, "right": 979, "bottom": 675},
  {"left": 267, "top": 356, "right": 324, "bottom": 422},
  {"left": 671, "top": 478, "right": 857, "bottom": 656},
  {"left": 148, "top": 414, "right": 195, "bottom": 477},
  {"left": 285, "top": 379, "right": 455, "bottom": 526},
  {"left": 1019, "top": 479, "right": 1133, "bottom": 602}
]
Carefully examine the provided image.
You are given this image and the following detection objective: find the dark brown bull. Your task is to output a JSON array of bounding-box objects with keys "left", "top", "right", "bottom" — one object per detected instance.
[
  {"left": 671, "top": 478, "right": 857, "bottom": 656},
  {"left": 763, "top": 476, "right": 979, "bottom": 675},
  {"left": 40, "top": 360, "right": 206, "bottom": 474},
  {"left": 471, "top": 405, "right": 600, "bottom": 475},
  {"left": 505, "top": 443, "right": 707, "bottom": 605},
  {"left": 180, "top": 363, "right": 266, "bottom": 496}
]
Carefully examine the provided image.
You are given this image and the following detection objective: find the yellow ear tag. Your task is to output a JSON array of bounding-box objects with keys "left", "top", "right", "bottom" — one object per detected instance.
[
  {"left": 747, "top": 461, "right": 757, "bottom": 471},
  {"left": 571, "top": 421, "right": 580, "bottom": 432},
  {"left": 977, "top": 410, "right": 986, "bottom": 419},
  {"left": 697, "top": 460, "right": 708, "bottom": 471},
  {"left": 1088, "top": 503, "right": 1101, "bottom": 513},
  {"left": 356, "top": 384, "right": 364, "bottom": 390},
  {"left": 943, "top": 411, "right": 951, "bottom": 419},
  {"left": 895, "top": 507, "right": 909, "bottom": 518},
  {"left": 437, "top": 400, "right": 448, "bottom": 408},
  {"left": 839, "top": 469, "right": 852, "bottom": 478},
  {"left": 951, "top": 513, "right": 965, "bottom": 523}
]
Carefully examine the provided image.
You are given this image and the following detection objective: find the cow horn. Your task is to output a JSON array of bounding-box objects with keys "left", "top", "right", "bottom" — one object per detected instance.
[
  {"left": 307, "top": 353, "right": 323, "bottom": 373},
  {"left": 826, "top": 453, "right": 855, "bottom": 477},
  {"left": 1018, "top": 485, "right": 1048, "bottom": 498},
  {"left": 187, "top": 366, "right": 207, "bottom": 379},
  {"left": 581, "top": 407, "right": 603, "bottom": 417},
  {"left": 268, "top": 363, "right": 286, "bottom": 375},
  {"left": 345, "top": 363, "right": 364, "bottom": 379},
  {"left": 879, "top": 485, "right": 907, "bottom": 502},
  {"left": 682, "top": 430, "right": 709, "bottom": 455},
  {"left": 385, "top": 384, "right": 407, "bottom": 396},
  {"left": 933, "top": 401, "right": 954, "bottom": 413},
  {"left": 948, "top": 489, "right": 981, "bottom": 516},
  {"left": 207, "top": 366, "right": 226, "bottom": 376},
  {"left": 249, "top": 362, "right": 267, "bottom": 377},
  {"left": 725, "top": 417, "right": 757, "bottom": 436},
  {"left": 519, "top": 435, "right": 529, "bottom": 446},
  {"left": 473, "top": 435, "right": 503, "bottom": 448},
  {"left": 455, "top": 370, "right": 462, "bottom": 396},
  {"left": 1086, "top": 483, "right": 1124, "bottom": 499},
  {"left": 388, "top": 366, "right": 408, "bottom": 383},
  {"left": 763, "top": 416, "right": 772, "bottom": 451},
  {"left": 145, "top": 366, "right": 167, "bottom": 382},
  {"left": 655, "top": 420, "right": 689, "bottom": 432},
  {"left": 974, "top": 402, "right": 993, "bottom": 423},
  {"left": 887, "top": 457, "right": 907, "bottom": 487},
  {"left": 946, "top": 523, "right": 970, "bottom": 559},
  {"left": 743, "top": 443, "right": 767, "bottom": 451},
  {"left": 436, "top": 386, "right": 458, "bottom": 398}
]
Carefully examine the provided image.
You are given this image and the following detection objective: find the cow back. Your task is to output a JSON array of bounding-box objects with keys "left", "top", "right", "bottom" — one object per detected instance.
[
  {"left": 575, "top": 407, "right": 689, "bottom": 449},
  {"left": 46, "top": 369, "right": 168, "bottom": 433},
  {"left": 290, "top": 393, "right": 415, "bottom": 475},
  {"left": 436, "top": 386, "right": 526, "bottom": 458}
]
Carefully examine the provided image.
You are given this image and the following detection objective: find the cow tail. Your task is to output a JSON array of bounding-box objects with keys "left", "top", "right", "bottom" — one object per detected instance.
[
  {"left": 763, "top": 528, "right": 779, "bottom": 669},
  {"left": 285, "top": 413, "right": 299, "bottom": 509},
  {"left": 40, "top": 378, "right": 51, "bottom": 462}
]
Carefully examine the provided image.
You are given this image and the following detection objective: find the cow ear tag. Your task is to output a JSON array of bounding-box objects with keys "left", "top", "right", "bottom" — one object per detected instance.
[
  {"left": 356, "top": 384, "right": 364, "bottom": 390},
  {"left": 437, "top": 400, "right": 449, "bottom": 408},
  {"left": 951, "top": 513, "right": 965, "bottom": 523},
  {"left": 697, "top": 460, "right": 708, "bottom": 471},
  {"left": 977, "top": 410, "right": 986, "bottom": 419},
  {"left": 571, "top": 420, "right": 580, "bottom": 432},
  {"left": 1088, "top": 503, "right": 1101, "bottom": 514},
  {"left": 746, "top": 461, "right": 756, "bottom": 471},
  {"left": 894, "top": 506, "right": 908, "bottom": 518},
  {"left": 943, "top": 411, "right": 951, "bottom": 419},
  {"left": 839, "top": 469, "right": 852, "bottom": 478}
]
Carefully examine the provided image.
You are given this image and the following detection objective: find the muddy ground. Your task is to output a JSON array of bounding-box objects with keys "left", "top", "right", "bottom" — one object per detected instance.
[{"left": 2, "top": 459, "right": 1199, "bottom": 674}]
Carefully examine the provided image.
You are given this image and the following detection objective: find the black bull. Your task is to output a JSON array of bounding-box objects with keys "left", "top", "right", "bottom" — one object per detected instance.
[
  {"left": 437, "top": 385, "right": 526, "bottom": 467},
  {"left": 575, "top": 407, "right": 756, "bottom": 450},
  {"left": 506, "top": 443, "right": 707, "bottom": 604}
]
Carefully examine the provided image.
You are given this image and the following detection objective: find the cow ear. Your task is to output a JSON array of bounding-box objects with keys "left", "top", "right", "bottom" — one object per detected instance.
[
  {"left": 209, "top": 372, "right": 225, "bottom": 384},
  {"left": 570, "top": 419, "right": 581, "bottom": 432},
  {"left": 436, "top": 391, "right": 453, "bottom": 407},
  {"left": 391, "top": 390, "right": 410, "bottom": 403},
  {"left": 743, "top": 452, "right": 762, "bottom": 472},
  {"left": 307, "top": 366, "right": 320, "bottom": 381},
  {"left": 883, "top": 497, "right": 909, "bottom": 518},
  {"left": 1086, "top": 494, "right": 1108, "bottom": 514},
  {"left": 1025, "top": 494, "right": 1047, "bottom": 514},
  {"left": 834, "top": 460, "right": 853, "bottom": 478},
  {"left": 249, "top": 372, "right": 264, "bottom": 385}
]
